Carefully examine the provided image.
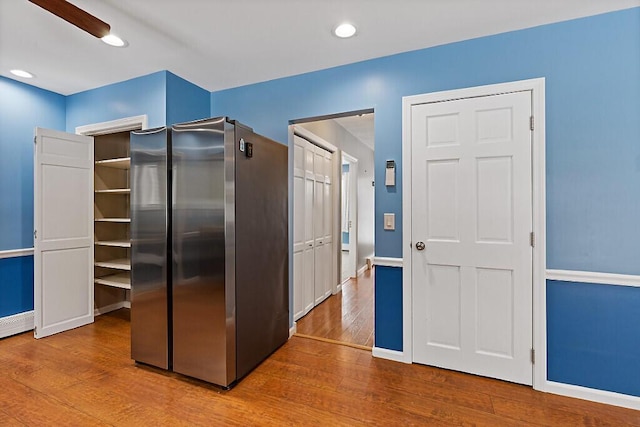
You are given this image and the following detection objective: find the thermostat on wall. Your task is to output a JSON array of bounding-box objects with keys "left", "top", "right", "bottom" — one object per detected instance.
[{"left": 385, "top": 160, "right": 395, "bottom": 186}]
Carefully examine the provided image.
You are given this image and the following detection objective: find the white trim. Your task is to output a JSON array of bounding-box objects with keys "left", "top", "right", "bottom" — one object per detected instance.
[
  {"left": 0, "top": 311, "right": 34, "bottom": 338},
  {"left": 0, "top": 248, "right": 34, "bottom": 259},
  {"left": 372, "top": 257, "right": 403, "bottom": 268},
  {"left": 289, "top": 322, "right": 297, "bottom": 338},
  {"left": 357, "top": 264, "right": 368, "bottom": 276},
  {"left": 546, "top": 269, "right": 640, "bottom": 288},
  {"left": 75, "top": 114, "right": 148, "bottom": 136},
  {"left": 542, "top": 381, "right": 640, "bottom": 411},
  {"left": 372, "top": 347, "right": 411, "bottom": 364},
  {"left": 94, "top": 301, "right": 127, "bottom": 316},
  {"left": 402, "top": 78, "right": 547, "bottom": 386},
  {"left": 292, "top": 125, "right": 338, "bottom": 153}
]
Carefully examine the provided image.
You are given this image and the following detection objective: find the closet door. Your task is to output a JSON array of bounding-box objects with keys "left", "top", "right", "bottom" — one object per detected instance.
[
  {"left": 292, "top": 136, "right": 307, "bottom": 320},
  {"left": 302, "top": 140, "right": 316, "bottom": 314},
  {"left": 313, "top": 145, "right": 332, "bottom": 305},
  {"left": 321, "top": 149, "right": 333, "bottom": 299},
  {"left": 34, "top": 128, "right": 94, "bottom": 338}
]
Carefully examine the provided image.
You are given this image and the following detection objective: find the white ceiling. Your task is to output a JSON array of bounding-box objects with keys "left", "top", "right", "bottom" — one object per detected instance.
[
  {"left": 1, "top": 1, "right": 638, "bottom": 96},
  {"left": 334, "top": 114, "right": 375, "bottom": 150}
]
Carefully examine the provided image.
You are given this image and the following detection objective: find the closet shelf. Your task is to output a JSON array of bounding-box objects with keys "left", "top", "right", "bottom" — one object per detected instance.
[
  {"left": 95, "top": 239, "right": 131, "bottom": 248},
  {"left": 95, "top": 218, "right": 131, "bottom": 223},
  {"left": 94, "top": 273, "right": 131, "bottom": 290},
  {"left": 95, "top": 157, "right": 130, "bottom": 169},
  {"left": 95, "top": 258, "right": 131, "bottom": 271},
  {"left": 95, "top": 188, "right": 130, "bottom": 195}
]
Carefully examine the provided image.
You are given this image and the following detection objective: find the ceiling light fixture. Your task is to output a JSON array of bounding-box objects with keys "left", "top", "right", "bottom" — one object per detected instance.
[
  {"left": 101, "top": 34, "right": 128, "bottom": 48},
  {"left": 10, "top": 69, "right": 35, "bottom": 79},
  {"left": 333, "top": 23, "right": 357, "bottom": 39}
]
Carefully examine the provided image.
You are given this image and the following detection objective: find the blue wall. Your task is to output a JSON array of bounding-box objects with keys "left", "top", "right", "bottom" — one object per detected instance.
[
  {"left": 211, "top": 8, "right": 640, "bottom": 270},
  {"left": 0, "top": 76, "right": 66, "bottom": 251},
  {"left": 0, "top": 256, "right": 34, "bottom": 317},
  {"left": 66, "top": 71, "right": 166, "bottom": 132},
  {"left": 211, "top": 8, "right": 640, "bottom": 396},
  {"left": 0, "top": 76, "right": 64, "bottom": 317},
  {"left": 166, "top": 71, "right": 210, "bottom": 125},
  {"left": 374, "top": 266, "right": 403, "bottom": 351},
  {"left": 548, "top": 280, "right": 640, "bottom": 397}
]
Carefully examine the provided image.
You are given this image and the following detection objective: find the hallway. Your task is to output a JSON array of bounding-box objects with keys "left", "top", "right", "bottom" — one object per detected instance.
[{"left": 295, "top": 268, "right": 374, "bottom": 348}]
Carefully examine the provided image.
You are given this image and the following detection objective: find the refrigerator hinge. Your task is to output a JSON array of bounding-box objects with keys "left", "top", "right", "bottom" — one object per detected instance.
[
  {"left": 530, "top": 116, "right": 534, "bottom": 131},
  {"left": 529, "top": 232, "right": 535, "bottom": 248},
  {"left": 530, "top": 348, "right": 535, "bottom": 364}
]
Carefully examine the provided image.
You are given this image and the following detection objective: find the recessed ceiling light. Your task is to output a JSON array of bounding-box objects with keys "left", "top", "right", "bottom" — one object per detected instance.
[
  {"left": 333, "top": 23, "right": 357, "bottom": 39},
  {"left": 10, "top": 69, "right": 34, "bottom": 79},
  {"left": 101, "top": 34, "right": 128, "bottom": 47}
]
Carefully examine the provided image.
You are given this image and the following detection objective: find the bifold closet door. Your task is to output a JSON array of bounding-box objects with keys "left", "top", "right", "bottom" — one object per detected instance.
[{"left": 313, "top": 145, "right": 333, "bottom": 305}]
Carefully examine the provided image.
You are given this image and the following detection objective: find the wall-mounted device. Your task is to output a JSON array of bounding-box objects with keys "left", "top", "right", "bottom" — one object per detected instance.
[{"left": 385, "top": 160, "right": 395, "bottom": 186}]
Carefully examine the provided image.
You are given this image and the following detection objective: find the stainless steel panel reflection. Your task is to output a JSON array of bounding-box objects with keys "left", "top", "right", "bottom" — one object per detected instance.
[
  {"left": 130, "top": 127, "right": 170, "bottom": 369},
  {"left": 171, "top": 117, "right": 235, "bottom": 386}
]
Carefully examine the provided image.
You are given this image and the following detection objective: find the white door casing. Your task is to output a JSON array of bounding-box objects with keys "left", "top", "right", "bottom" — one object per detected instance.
[
  {"left": 341, "top": 153, "right": 358, "bottom": 280},
  {"left": 411, "top": 90, "right": 534, "bottom": 385},
  {"left": 34, "top": 128, "right": 94, "bottom": 338}
]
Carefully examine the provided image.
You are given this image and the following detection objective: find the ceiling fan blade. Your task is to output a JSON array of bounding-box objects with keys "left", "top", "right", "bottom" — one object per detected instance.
[{"left": 29, "top": 0, "right": 110, "bottom": 39}]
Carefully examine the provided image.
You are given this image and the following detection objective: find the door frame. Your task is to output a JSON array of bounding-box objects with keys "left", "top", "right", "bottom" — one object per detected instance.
[
  {"left": 341, "top": 151, "right": 358, "bottom": 280},
  {"left": 401, "top": 78, "right": 546, "bottom": 390}
]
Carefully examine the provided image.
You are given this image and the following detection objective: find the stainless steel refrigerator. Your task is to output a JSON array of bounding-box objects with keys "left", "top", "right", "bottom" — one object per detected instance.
[{"left": 130, "top": 117, "right": 289, "bottom": 387}]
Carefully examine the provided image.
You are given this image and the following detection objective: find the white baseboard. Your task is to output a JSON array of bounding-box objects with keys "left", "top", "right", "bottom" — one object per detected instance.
[
  {"left": 543, "top": 380, "right": 640, "bottom": 411},
  {"left": 357, "top": 264, "right": 368, "bottom": 276},
  {"left": 0, "top": 310, "right": 34, "bottom": 338},
  {"left": 289, "top": 322, "right": 297, "bottom": 338},
  {"left": 372, "top": 346, "right": 411, "bottom": 364},
  {"left": 94, "top": 301, "right": 128, "bottom": 316}
]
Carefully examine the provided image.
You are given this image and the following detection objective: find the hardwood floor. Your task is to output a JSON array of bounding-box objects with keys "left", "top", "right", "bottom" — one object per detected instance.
[
  {"left": 296, "top": 268, "right": 374, "bottom": 348},
  {"left": 1, "top": 311, "right": 639, "bottom": 426}
]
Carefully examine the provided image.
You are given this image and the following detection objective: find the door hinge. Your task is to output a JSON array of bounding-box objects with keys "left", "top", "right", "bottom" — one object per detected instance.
[
  {"left": 530, "top": 348, "right": 535, "bottom": 364},
  {"left": 34, "top": 136, "right": 37, "bottom": 144},
  {"left": 34, "top": 230, "right": 37, "bottom": 240},
  {"left": 529, "top": 232, "right": 535, "bottom": 248},
  {"left": 529, "top": 116, "right": 534, "bottom": 131}
]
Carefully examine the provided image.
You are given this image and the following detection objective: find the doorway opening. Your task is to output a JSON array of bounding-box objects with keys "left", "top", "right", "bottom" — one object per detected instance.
[{"left": 290, "top": 110, "right": 375, "bottom": 349}]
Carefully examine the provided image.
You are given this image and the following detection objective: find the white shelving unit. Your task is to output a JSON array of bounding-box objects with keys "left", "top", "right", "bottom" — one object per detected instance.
[{"left": 94, "top": 133, "right": 131, "bottom": 294}]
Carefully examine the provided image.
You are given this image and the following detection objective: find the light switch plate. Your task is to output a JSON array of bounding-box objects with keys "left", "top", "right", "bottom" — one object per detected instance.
[{"left": 384, "top": 213, "right": 395, "bottom": 230}]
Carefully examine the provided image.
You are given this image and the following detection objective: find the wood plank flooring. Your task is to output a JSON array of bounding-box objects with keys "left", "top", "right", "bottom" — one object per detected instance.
[
  {"left": 296, "top": 268, "right": 374, "bottom": 348},
  {"left": 1, "top": 311, "right": 639, "bottom": 426}
]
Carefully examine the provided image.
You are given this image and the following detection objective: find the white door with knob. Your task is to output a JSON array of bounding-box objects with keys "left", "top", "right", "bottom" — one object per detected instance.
[{"left": 411, "top": 90, "right": 534, "bottom": 385}]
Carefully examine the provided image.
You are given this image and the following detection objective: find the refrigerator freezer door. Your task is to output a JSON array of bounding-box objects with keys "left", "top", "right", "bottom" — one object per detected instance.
[
  {"left": 130, "top": 127, "right": 170, "bottom": 369},
  {"left": 171, "top": 118, "right": 236, "bottom": 386},
  {"left": 234, "top": 127, "right": 289, "bottom": 380}
]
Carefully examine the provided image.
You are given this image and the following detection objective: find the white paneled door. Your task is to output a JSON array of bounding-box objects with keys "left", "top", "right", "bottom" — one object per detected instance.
[
  {"left": 34, "top": 128, "right": 94, "bottom": 338},
  {"left": 411, "top": 91, "right": 533, "bottom": 385}
]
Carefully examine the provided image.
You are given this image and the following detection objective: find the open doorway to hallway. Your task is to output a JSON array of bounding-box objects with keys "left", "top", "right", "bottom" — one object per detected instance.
[{"left": 291, "top": 111, "right": 375, "bottom": 348}]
